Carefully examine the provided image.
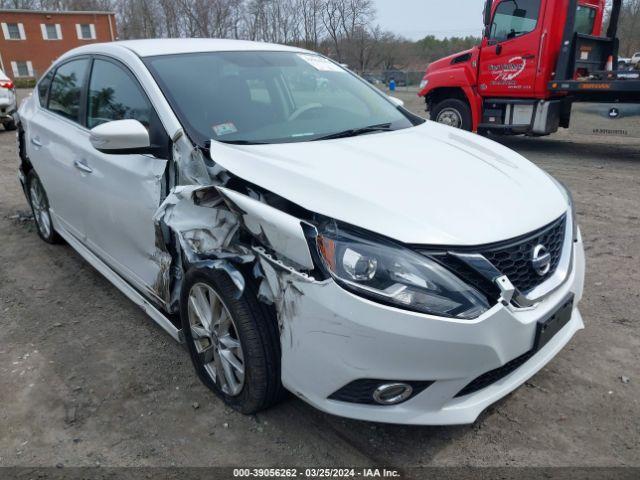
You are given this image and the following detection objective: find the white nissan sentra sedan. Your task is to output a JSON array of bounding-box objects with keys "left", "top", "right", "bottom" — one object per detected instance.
[{"left": 17, "top": 39, "right": 585, "bottom": 425}]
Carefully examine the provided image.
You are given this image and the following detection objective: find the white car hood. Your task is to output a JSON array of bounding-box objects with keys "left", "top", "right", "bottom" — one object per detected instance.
[{"left": 210, "top": 121, "right": 567, "bottom": 246}]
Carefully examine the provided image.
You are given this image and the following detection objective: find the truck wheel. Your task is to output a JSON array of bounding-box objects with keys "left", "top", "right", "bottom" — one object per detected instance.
[
  {"left": 26, "top": 170, "right": 62, "bottom": 244},
  {"left": 180, "top": 267, "right": 286, "bottom": 414},
  {"left": 431, "top": 99, "right": 472, "bottom": 131}
]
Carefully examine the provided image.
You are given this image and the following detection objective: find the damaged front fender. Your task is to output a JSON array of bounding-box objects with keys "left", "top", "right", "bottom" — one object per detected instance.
[
  {"left": 216, "top": 186, "right": 315, "bottom": 271},
  {"left": 153, "top": 185, "right": 249, "bottom": 301},
  {"left": 154, "top": 166, "right": 322, "bottom": 326}
]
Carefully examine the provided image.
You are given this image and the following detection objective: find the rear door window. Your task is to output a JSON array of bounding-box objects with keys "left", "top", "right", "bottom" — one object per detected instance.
[{"left": 48, "top": 58, "right": 90, "bottom": 124}]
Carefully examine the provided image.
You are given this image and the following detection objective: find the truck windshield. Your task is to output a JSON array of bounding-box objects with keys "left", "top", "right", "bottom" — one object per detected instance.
[
  {"left": 574, "top": 5, "right": 597, "bottom": 35},
  {"left": 145, "top": 51, "right": 414, "bottom": 146}
]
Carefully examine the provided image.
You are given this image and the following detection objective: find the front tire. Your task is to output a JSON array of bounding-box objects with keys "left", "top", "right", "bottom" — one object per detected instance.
[
  {"left": 180, "top": 267, "right": 285, "bottom": 414},
  {"left": 26, "top": 170, "right": 61, "bottom": 244},
  {"left": 430, "top": 98, "right": 472, "bottom": 131}
]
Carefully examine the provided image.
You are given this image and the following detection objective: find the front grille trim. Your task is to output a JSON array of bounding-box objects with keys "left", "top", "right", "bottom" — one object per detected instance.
[
  {"left": 478, "top": 215, "right": 567, "bottom": 293},
  {"left": 417, "top": 214, "right": 570, "bottom": 300}
]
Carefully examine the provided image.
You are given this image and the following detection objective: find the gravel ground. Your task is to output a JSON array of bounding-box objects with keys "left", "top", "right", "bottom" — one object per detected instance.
[{"left": 0, "top": 89, "right": 639, "bottom": 470}]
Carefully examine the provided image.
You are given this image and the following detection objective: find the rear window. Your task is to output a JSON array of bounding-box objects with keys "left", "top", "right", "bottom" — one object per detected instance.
[{"left": 574, "top": 5, "right": 597, "bottom": 35}]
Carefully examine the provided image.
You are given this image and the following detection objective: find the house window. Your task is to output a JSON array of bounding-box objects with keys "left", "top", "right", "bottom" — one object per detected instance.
[
  {"left": 2, "top": 22, "right": 26, "bottom": 40},
  {"left": 41, "top": 23, "right": 62, "bottom": 40},
  {"left": 76, "top": 23, "right": 96, "bottom": 40},
  {"left": 11, "top": 61, "right": 34, "bottom": 78}
]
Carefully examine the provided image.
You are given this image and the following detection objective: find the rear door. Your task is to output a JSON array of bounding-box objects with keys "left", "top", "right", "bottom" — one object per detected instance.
[
  {"left": 26, "top": 58, "right": 92, "bottom": 239},
  {"left": 478, "top": 0, "right": 544, "bottom": 97},
  {"left": 79, "top": 57, "right": 169, "bottom": 298}
]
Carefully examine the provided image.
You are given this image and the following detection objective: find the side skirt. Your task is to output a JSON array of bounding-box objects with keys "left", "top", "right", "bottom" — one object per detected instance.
[{"left": 54, "top": 219, "right": 183, "bottom": 343}]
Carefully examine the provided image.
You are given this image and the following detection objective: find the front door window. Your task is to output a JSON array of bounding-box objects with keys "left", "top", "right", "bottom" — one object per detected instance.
[{"left": 490, "top": 0, "right": 541, "bottom": 42}]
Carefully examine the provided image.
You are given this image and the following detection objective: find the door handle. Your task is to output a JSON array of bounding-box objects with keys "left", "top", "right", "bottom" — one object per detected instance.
[
  {"left": 522, "top": 54, "right": 536, "bottom": 60},
  {"left": 31, "top": 137, "right": 42, "bottom": 147},
  {"left": 74, "top": 159, "right": 93, "bottom": 174},
  {"left": 496, "top": 44, "right": 503, "bottom": 55}
]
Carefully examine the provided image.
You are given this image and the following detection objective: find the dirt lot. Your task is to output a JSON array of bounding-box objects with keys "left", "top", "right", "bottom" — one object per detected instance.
[{"left": 1, "top": 89, "right": 639, "bottom": 471}]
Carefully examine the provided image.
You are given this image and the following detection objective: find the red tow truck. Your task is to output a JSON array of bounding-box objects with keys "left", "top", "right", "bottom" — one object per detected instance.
[{"left": 418, "top": 0, "right": 640, "bottom": 138}]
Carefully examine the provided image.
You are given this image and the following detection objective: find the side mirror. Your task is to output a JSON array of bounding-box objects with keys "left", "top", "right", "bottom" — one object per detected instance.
[
  {"left": 388, "top": 96, "right": 405, "bottom": 108},
  {"left": 89, "top": 119, "right": 150, "bottom": 154}
]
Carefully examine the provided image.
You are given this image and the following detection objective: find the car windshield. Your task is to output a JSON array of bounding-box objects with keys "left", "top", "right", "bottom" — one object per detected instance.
[{"left": 144, "top": 51, "right": 415, "bottom": 145}]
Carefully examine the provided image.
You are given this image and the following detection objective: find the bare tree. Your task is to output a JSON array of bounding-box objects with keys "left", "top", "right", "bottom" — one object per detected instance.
[
  {"left": 321, "top": 0, "right": 342, "bottom": 60},
  {"left": 297, "top": 0, "right": 323, "bottom": 49},
  {"left": 116, "top": 0, "right": 161, "bottom": 39},
  {"left": 617, "top": 0, "right": 640, "bottom": 56}
]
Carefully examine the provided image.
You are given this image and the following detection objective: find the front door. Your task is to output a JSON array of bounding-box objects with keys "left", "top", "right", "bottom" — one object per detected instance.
[
  {"left": 79, "top": 57, "right": 169, "bottom": 299},
  {"left": 478, "top": 0, "right": 544, "bottom": 97}
]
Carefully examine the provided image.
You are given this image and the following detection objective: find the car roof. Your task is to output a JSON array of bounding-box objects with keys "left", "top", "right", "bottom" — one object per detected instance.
[{"left": 63, "top": 38, "right": 310, "bottom": 59}]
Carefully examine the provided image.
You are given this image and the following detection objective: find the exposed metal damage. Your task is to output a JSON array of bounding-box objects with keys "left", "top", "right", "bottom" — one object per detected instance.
[{"left": 151, "top": 138, "right": 319, "bottom": 333}]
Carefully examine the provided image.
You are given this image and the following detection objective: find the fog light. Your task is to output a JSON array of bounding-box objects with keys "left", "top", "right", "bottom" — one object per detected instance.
[{"left": 372, "top": 383, "right": 413, "bottom": 405}]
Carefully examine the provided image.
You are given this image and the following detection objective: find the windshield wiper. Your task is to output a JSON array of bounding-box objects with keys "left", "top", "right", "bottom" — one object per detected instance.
[
  {"left": 313, "top": 123, "right": 394, "bottom": 141},
  {"left": 216, "top": 139, "right": 269, "bottom": 145}
]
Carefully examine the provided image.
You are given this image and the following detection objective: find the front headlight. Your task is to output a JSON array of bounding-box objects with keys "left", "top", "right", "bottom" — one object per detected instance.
[
  {"left": 419, "top": 79, "right": 429, "bottom": 90},
  {"left": 315, "top": 222, "right": 490, "bottom": 319}
]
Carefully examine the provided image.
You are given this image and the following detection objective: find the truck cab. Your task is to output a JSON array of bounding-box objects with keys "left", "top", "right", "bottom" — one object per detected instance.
[{"left": 419, "top": 0, "right": 618, "bottom": 135}]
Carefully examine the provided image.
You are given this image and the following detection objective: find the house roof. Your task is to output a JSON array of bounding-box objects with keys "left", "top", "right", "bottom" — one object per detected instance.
[{"left": 0, "top": 9, "right": 115, "bottom": 15}]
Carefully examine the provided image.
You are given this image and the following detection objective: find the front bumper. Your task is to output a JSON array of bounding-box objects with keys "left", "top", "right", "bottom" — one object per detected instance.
[{"left": 280, "top": 232, "right": 585, "bottom": 425}]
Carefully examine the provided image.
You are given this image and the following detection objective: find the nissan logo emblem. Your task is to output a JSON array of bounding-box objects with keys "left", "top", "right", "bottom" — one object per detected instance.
[{"left": 531, "top": 245, "right": 552, "bottom": 276}]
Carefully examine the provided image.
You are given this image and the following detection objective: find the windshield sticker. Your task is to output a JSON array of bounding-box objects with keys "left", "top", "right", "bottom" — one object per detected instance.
[
  {"left": 297, "top": 54, "right": 344, "bottom": 72},
  {"left": 213, "top": 122, "right": 238, "bottom": 137}
]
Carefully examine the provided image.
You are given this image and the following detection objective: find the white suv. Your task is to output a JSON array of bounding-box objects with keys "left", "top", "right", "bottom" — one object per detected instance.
[
  {"left": 0, "top": 68, "right": 17, "bottom": 131},
  {"left": 17, "top": 39, "right": 586, "bottom": 425},
  {"left": 632, "top": 52, "right": 640, "bottom": 67}
]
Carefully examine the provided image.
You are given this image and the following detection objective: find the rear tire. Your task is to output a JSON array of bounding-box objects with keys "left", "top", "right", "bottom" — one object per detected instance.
[
  {"left": 180, "top": 267, "right": 286, "bottom": 414},
  {"left": 430, "top": 98, "right": 472, "bottom": 131},
  {"left": 26, "top": 170, "right": 62, "bottom": 244}
]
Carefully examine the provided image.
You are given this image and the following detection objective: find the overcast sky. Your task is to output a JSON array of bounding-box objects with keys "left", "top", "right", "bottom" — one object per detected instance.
[{"left": 373, "top": 0, "right": 486, "bottom": 40}]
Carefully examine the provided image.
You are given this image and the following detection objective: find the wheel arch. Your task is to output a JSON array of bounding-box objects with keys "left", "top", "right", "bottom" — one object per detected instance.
[
  {"left": 426, "top": 86, "right": 481, "bottom": 132},
  {"left": 17, "top": 125, "right": 34, "bottom": 195}
]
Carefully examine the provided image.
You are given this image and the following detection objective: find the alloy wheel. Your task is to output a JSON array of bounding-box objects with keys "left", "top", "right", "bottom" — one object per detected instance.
[
  {"left": 187, "top": 283, "right": 245, "bottom": 396},
  {"left": 29, "top": 177, "right": 52, "bottom": 239}
]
